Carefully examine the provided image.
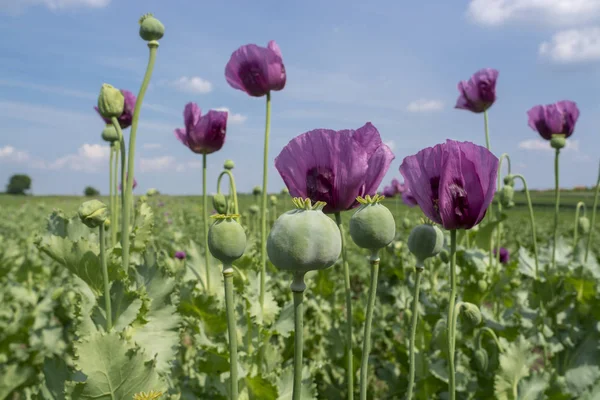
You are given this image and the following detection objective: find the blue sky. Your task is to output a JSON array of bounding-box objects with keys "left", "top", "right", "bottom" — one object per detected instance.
[{"left": 2, "top": 0, "right": 600, "bottom": 195}]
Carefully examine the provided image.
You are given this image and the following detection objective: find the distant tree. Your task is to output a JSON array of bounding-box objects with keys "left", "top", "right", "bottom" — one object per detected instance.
[
  {"left": 84, "top": 186, "right": 100, "bottom": 197},
  {"left": 6, "top": 174, "right": 31, "bottom": 195}
]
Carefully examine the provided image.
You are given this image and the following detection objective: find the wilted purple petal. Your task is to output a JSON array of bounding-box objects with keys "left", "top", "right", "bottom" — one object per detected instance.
[{"left": 119, "top": 174, "right": 137, "bottom": 192}]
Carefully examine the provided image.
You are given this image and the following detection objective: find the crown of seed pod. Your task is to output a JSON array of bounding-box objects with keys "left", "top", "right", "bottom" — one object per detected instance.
[
  {"left": 349, "top": 194, "right": 396, "bottom": 250},
  {"left": 267, "top": 198, "right": 341, "bottom": 273},
  {"left": 208, "top": 214, "right": 246, "bottom": 264},
  {"left": 78, "top": 200, "right": 108, "bottom": 229}
]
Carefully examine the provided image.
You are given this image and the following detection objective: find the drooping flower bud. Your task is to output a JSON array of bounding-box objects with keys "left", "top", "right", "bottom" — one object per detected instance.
[
  {"left": 503, "top": 174, "right": 514, "bottom": 187},
  {"left": 101, "top": 124, "right": 119, "bottom": 142},
  {"left": 349, "top": 194, "right": 396, "bottom": 251},
  {"left": 460, "top": 302, "right": 482, "bottom": 325},
  {"left": 439, "top": 248, "right": 450, "bottom": 264},
  {"left": 407, "top": 224, "right": 444, "bottom": 265},
  {"left": 224, "top": 159, "right": 235, "bottom": 170},
  {"left": 578, "top": 216, "right": 591, "bottom": 235},
  {"left": 208, "top": 215, "right": 247, "bottom": 264},
  {"left": 78, "top": 200, "right": 108, "bottom": 229},
  {"left": 499, "top": 185, "right": 515, "bottom": 209},
  {"left": 212, "top": 193, "right": 228, "bottom": 214},
  {"left": 139, "top": 13, "right": 164, "bottom": 42},
  {"left": 473, "top": 348, "right": 489, "bottom": 372},
  {"left": 97, "top": 84, "right": 125, "bottom": 119}
]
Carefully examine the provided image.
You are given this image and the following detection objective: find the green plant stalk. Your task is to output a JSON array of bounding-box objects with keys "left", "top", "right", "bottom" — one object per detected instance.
[
  {"left": 477, "top": 327, "right": 503, "bottom": 353},
  {"left": 217, "top": 170, "right": 240, "bottom": 217},
  {"left": 259, "top": 92, "right": 272, "bottom": 310},
  {"left": 447, "top": 229, "right": 457, "bottom": 400},
  {"left": 99, "top": 223, "right": 112, "bottom": 331},
  {"left": 114, "top": 146, "right": 120, "bottom": 243},
  {"left": 112, "top": 119, "right": 127, "bottom": 253},
  {"left": 335, "top": 212, "right": 354, "bottom": 400},
  {"left": 496, "top": 154, "right": 511, "bottom": 268},
  {"left": 109, "top": 145, "right": 114, "bottom": 246},
  {"left": 574, "top": 201, "right": 586, "bottom": 250},
  {"left": 551, "top": 148, "right": 561, "bottom": 270},
  {"left": 359, "top": 252, "right": 380, "bottom": 400},
  {"left": 223, "top": 266, "right": 238, "bottom": 400},
  {"left": 512, "top": 174, "right": 539, "bottom": 278},
  {"left": 203, "top": 153, "right": 211, "bottom": 292},
  {"left": 291, "top": 272, "right": 306, "bottom": 400},
  {"left": 121, "top": 40, "right": 158, "bottom": 273},
  {"left": 483, "top": 110, "right": 491, "bottom": 151},
  {"left": 406, "top": 266, "right": 423, "bottom": 400},
  {"left": 585, "top": 160, "right": 600, "bottom": 262}
]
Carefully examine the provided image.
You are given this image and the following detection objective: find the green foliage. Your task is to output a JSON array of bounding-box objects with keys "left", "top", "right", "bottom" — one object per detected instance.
[
  {"left": 83, "top": 186, "right": 99, "bottom": 197},
  {"left": 6, "top": 174, "right": 31, "bottom": 195}
]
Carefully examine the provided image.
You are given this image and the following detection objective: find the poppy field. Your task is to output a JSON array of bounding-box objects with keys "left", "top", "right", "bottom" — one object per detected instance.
[{"left": 3, "top": 12, "right": 600, "bottom": 400}]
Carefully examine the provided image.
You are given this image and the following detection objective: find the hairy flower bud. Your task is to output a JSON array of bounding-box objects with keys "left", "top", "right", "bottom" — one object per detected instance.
[
  {"left": 78, "top": 200, "right": 108, "bottom": 228},
  {"left": 224, "top": 159, "right": 235, "bottom": 170},
  {"left": 270, "top": 195, "right": 278, "bottom": 206},
  {"left": 578, "top": 216, "right": 591, "bottom": 235},
  {"left": 139, "top": 13, "right": 164, "bottom": 41},
  {"left": 499, "top": 185, "right": 515, "bottom": 209},
  {"left": 97, "top": 84, "right": 124, "bottom": 119},
  {"left": 213, "top": 193, "right": 228, "bottom": 214},
  {"left": 473, "top": 348, "right": 489, "bottom": 372},
  {"left": 461, "top": 302, "right": 482, "bottom": 325}
]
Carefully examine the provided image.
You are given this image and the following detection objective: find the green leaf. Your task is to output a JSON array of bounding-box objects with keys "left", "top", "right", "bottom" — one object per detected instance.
[
  {"left": 244, "top": 271, "right": 280, "bottom": 326},
  {"left": 92, "top": 280, "right": 143, "bottom": 331},
  {"left": 42, "top": 356, "right": 71, "bottom": 400},
  {"left": 518, "top": 247, "right": 543, "bottom": 281},
  {"left": 272, "top": 301, "right": 294, "bottom": 338},
  {"left": 69, "top": 332, "right": 166, "bottom": 399},
  {"left": 518, "top": 374, "right": 548, "bottom": 400},
  {"left": 475, "top": 214, "right": 507, "bottom": 251},
  {"left": 494, "top": 336, "right": 535, "bottom": 400},
  {"left": 0, "top": 363, "right": 35, "bottom": 399},
  {"left": 276, "top": 366, "right": 317, "bottom": 400},
  {"left": 565, "top": 365, "right": 600, "bottom": 396},
  {"left": 246, "top": 374, "right": 277, "bottom": 400},
  {"left": 130, "top": 201, "right": 154, "bottom": 253}
]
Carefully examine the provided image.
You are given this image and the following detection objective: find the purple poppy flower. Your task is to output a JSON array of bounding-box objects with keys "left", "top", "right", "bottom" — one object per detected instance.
[
  {"left": 527, "top": 100, "right": 580, "bottom": 140},
  {"left": 275, "top": 122, "right": 395, "bottom": 214},
  {"left": 391, "top": 178, "right": 404, "bottom": 194},
  {"left": 399, "top": 140, "right": 498, "bottom": 230},
  {"left": 493, "top": 247, "right": 509, "bottom": 264},
  {"left": 402, "top": 189, "right": 418, "bottom": 207},
  {"left": 175, "top": 251, "right": 186, "bottom": 260},
  {"left": 95, "top": 89, "right": 136, "bottom": 129},
  {"left": 382, "top": 185, "right": 396, "bottom": 197},
  {"left": 174, "top": 103, "right": 227, "bottom": 154},
  {"left": 118, "top": 174, "right": 137, "bottom": 192},
  {"left": 225, "top": 40, "right": 286, "bottom": 97},
  {"left": 455, "top": 68, "right": 499, "bottom": 114}
]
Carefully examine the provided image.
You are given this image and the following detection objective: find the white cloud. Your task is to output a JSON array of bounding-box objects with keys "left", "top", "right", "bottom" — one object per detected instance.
[
  {"left": 140, "top": 156, "right": 176, "bottom": 172},
  {"left": 518, "top": 139, "right": 579, "bottom": 152},
  {"left": 0, "top": 0, "right": 110, "bottom": 14},
  {"left": 384, "top": 140, "right": 396, "bottom": 151},
  {"left": 0, "top": 145, "right": 30, "bottom": 162},
  {"left": 170, "top": 76, "right": 213, "bottom": 94},
  {"left": 539, "top": 27, "right": 600, "bottom": 63},
  {"left": 50, "top": 143, "right": 110, "bottom": 172},
  {"left": 143, "top": 143, "right": 162, "bottom": 150},
  {"left": 214, "top": 107, "right": 247, "bottom": 124},
  {"left": 406, "top": 99, "right": 444, "bottom": 113},
  {"left": 467, "top": 0, "right": 600, "bottom": 26}
]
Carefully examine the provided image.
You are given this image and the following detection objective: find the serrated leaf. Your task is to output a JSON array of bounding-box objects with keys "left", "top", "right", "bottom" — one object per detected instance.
[
  {"left": 518, "top": 374, "right": 548, "bottom": 400},
  {"left": 70, "top": 332, "right": 165, "bottom": 399},
  {"left": 130, "top": 201, "right": 154, "bottom": 253},
  {"left": 92, "top": 280, "right": 143, "bottom": 331},
  {"left": 246, "top": 374, "right": 277, "bottom": 400},
  {"left": 276, "top": 366, "right": 317, "bottom": 400},
  {"left": 494, "top": 336, "right": 535, "bottom": 400},
  {"left": 565, "top": 365, "right": 600, "bottom": 396},
  {"left": 272, "top": 301, "right": 294, "bottom": 338},
  {"left": 245, "top": 271, "right": 280, "bottom": 326}
]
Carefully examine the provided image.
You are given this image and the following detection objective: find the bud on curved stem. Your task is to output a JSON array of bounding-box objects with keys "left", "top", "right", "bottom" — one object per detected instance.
[
  {"left": 574, "top": 201, "right": 587, "bottom": 249},
  {"left": 476, "top": 327, "right": 503, "bottom": 354},
  {"left": 359, "top": 251, "right": 380, "bottom": 400},
  {"left": 496, "top": 154, "right": 512, "bottom": 268},
  {"left": 217, "top": 169, "right": 240, "bottom": 219},
  {"left": 585, "top": 160, "right": 600, "bottom": 262},
  {"left": 510, "top": 174, "right": 539, "bottom": 279}
]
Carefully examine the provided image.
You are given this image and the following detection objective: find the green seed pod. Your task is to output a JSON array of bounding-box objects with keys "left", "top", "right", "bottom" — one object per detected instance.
[
  {"left": 473, "top": 348, "right": 489, "bottom": 372},
  {"left": 101, "top": 124, "right": 119, "bottom": 142},
  {"left": 208, "top": 215, "right": 247, "bottom": 264},
  {"left": 477, "top": 279, "right": 488, "bottom": 292},
  {"left": 408, "top": 224, "right": 444, "bottom": 264},
  {"left": 146, "top": 188, "right": 159, "bottom": 196},
  {"left": 249, "top": 205, "right": 259, "bottom": 215},
  {"left": 280, "top": 188, "right": 289, "bottom": 196},
  {"left": 439, "top": 248, "right": 450, "bottom": 263},
  {"left": 402, "top": 218, "right": 411, "bottom": 230},
  {"left": 550, "top": 134, "right": 566, "bottom": 150},
  {"left": 224, "top": 159, "right": 235, "bottom": 170},
  {"left": 461, "top": 302, "right": 482, "bottom": 325},
  {"left": 97, "top": 84, "right": 124, "bottom": 119},
  {"left": 78, "top": 200, "right": 108, "bottom": 228},
  {"left": 139, "top": 13, "right": 164, "bottom": 42},
  {"left": 503, "top": 175, "right": 514, "bottom": 187},
  {"left": 267, "top": 198, "right": 341, "bottom": 273},
  {"left": 269, "top": 195, "right": 278, "bottom": 206},
  {"left": 578, "top": 216, "right": 591, "bottom": 235},
  {"left": 212, "top": 193, "right": 228, "bottom": 214},
  {"left": 349, "top": 195, "right": 395, "bottom": 251},
  {"left": 499, "top": 185, "right": 515, "bottom": 209},
  {"left": 252, "top": 186, "right": 262, "bottom": 196}
]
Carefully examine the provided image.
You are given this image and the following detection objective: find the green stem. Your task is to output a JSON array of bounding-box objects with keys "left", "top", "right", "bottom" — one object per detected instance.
[
  {"left": 496, "top": 154, "right": 511, "bottom": 268},
  {"left": 113, "top": 144, "right": 120, "bottom": 245},
  {"left": 512, "top": 174, "right": 539, "bottom": 279},
  {"left": 483, "top": 110, "right": 491, "bottom": 151},
  {"left": 112, "top": 120, "right": 127, "bottom": 254},
  {"left": 359, "top": 252, "right": 380, "bottom": 400},
  {"left": 99, "top": 224, "right": 112, "bottom": 331},
  {"left": 551, "top": 148, "right": 561, "bottom": 270},
  {"left": 291, "top": 272, "right": 306, "bottom": 400},
  {"left": 121, "top": 40, "right": 158, "bottom": 273},
  {"left": 217, "top": 170, "right": 240, "bottom": 217},
  {"left": 259, "top": 92, "right": 272, "bottom": 310},
  {"left": 223, "top": 267, "right": 238, "bottom": 400},
  {"left": 447, "top": 230, "right": 457, "bottom": 400},
  {"left": 406, "top": 265, "right": 423, "bottom": 400},
  {"left": 585, "top": 161, "right": 600, "bottom": 262},
  {"left": 203, "top": 153, "right": 211, "bottom": 292},
  {"left": 477, "top": 327, "right": 503, "bottom": 353},
  {"left": 335, "top": 212, "right": 354, "bottom": 400},
  {"left": 574, "top": 202, "right": 586, "bottom": 250},
  {"left": 109, "top": 145, "right": 114, "bottom": 246}
]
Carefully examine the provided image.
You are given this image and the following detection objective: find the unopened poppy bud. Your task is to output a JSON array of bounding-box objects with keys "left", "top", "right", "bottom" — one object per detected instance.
[
  {"left": 460, "top": 302, "right": 482, "bottom": 325},
  {"left": 270, "top": 195, "right": 278, "bottom": 206},
  {"left": 578, "top": 216, "right": 591, "bottom": 235},
  {"left": 503, "top": 175, "right": 514, "bottom": 187},
  {"left": 499, "top": 185, "right": 515, "bottom": 208},
  {"left": 477, "top": 279, "right": 488, "bottom": 292},
  {"left": 440, "top": 248, "right": 450, "bottom": 264},
  {"left": 402, "top": 218, "right": 411, "bottom": 229},
  {"left": 280, "top": 188, "right": 289, "bottom": 196},
  {"left": 252, "top": 186, "right": 262, "bottom": 196},
  {"left": 249, "top": 205, "right": 259, "bottom": 215},
  {"left": 101, "top": 124, "right": 119, "bottom": 142},
  {"left": 224, "top": 159, "right": 235, "bottom": 170},
  {"left": 78, "top": 200, "right": 108, "bottom": 229},
  {"left": 139, "top": 13, "right": 164, "bottom": 42},
  {"left": 97, "top": 84, "right": 124, "bottom": 119},
  {"left": 408, "top": 224, "right": 444, "bottom": 265},
  {"left": 474, "top": 348, "right": 489, "bottom": 372},
  {"left": 213, "top": 193, "right": 228, "bottom": 214},
  {"left": 550, "top": 134, "right": 566, "bottom": 150}
]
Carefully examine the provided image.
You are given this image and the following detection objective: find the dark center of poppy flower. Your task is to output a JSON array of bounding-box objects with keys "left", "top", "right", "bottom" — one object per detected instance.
[
  {"left": 449, "top": 180, "right": 470, "bottom": 223},
  {"left": 306, "top": 167, "right": 334, "bottom": 205},
  {"left": 238, "top": 61, "right": 266, "bottom": 96},
  {"left": 477, "top": 80, "right": 493, "bottom": 104},
  {"left": 430, "top": 176, "right": 441, "bottom": 216}
]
